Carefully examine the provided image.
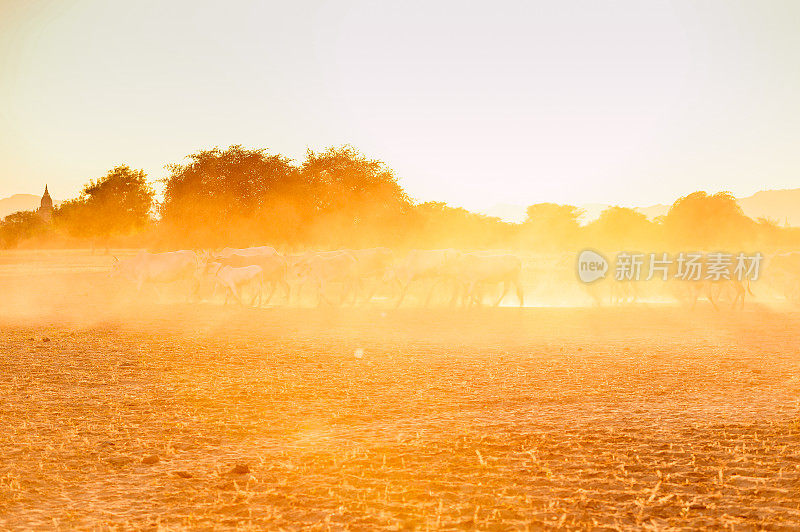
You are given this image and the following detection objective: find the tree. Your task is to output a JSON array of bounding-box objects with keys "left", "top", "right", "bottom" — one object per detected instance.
[
  {"left": 161, "top": 145, "right": 301, "bottom": 247},
  {"left": 522, "top": 203, "right": 584, "bottom": 251},
  {"left": 54, "top": 198, "right": 93, "bottom": 239},
  {"left": 585, "top": 206, "right": 657, "bottom": 250},
  {"left": 300, "top": 146, "right": 412, "bottom": 246},
  {"left": 663, "top": 191, "right": 756, "bottom": 249},
  {"left": 409, "top": 201, "right": 514, "bottom": 249},
  {"left": 0, "top": 211, "right": 47, "bottom": 248},
  {"left": 56, "top": 165, "right": 154, "bottom": 245}
]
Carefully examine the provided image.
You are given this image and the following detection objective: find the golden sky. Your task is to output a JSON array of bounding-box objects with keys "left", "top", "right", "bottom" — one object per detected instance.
[{"left": 1, "top": 0, "right": 799, "bottom": 210}]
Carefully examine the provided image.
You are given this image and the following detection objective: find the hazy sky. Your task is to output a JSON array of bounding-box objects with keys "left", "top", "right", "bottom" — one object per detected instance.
[{"left": 1, "top": 0, "right": 799, "bottom": 210}]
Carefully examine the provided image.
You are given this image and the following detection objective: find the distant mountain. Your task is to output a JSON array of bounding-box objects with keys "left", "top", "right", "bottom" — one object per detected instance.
[
  {"left": 633, "top": 189, "right": 800, "bottom": 225},
  {"left": 635, "top": 203, "right": 669, "bottom": 220},
  {"left": 483, "top": 188, "right": 800, "bottom": 226},
  {"left": 578, "top": 204, "right": 614, "bottom": 224},
  {"left": 739, "top": 188, "right": 800, "bottom": 226},
  {"left": 0, "top": 194, "right": 42, "bottom": 219},
  {"left": 479, "top": 203, "right": 528, "bottom": 223}
]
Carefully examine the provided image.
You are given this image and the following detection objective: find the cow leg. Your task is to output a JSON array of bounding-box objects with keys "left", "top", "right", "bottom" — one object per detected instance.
[
  {"left": 495, "top": 281, "right": 511, "bottom": 307},
  {"left": 321, "top": 282, "right": 338, "bottom": 306},
  {"left": 731, "top": 285, "right": 745, "bottom": 310},
  {"left": 281, "top": 281, "right": 291, "bottom": 304},
  {"left": 263, "top": 281, "right": 277, "bottom": 306},
  {"left": 211, "top": 281, "right": 220, "bottom": 302},
  {"left": 424, "top": 278, "right": 444, "bottom": 307},
  {"left": 316, "top": 280, "right": 332, "bottom": 307},
  {"left": 349, "top": 279, "right": 362, "bottom": 305},
  {"left": 249, "top": 281, "right": 261, "bottom": 307},
  {"left": 189, "top": 277, "right": 201, "bottom": 303},
  {"left": 514, "top": 279, "right": 524, "bottom": 307},
  {"left": 706, "top": 285, "right": 719, "bottom": 312},
  {"left": 253, "top": 283, "right": 261, "bottom": 307},
  {"left": 340, "top": 279, "right": 356, "bottom": 306},
  {"left": 363, "top": 279, "right": 379, "bottom": 305},
  {"left": 345, "top": 280, "right": 359, "bottom": 306},
  {"left": 470, "top": 283, "right": 484, "bottom": 307},
  {"left": 449, "top": 281, "right": 463, "bottom": 307},
  {"left": 464, "top": 282, "right": 478, "bottom": 308},
  {"left": 395, "top": 282, "right": 410, "bottom": 308},
  {"left": 225, "top": 282, "right": 240, "bottom": 306},
  {"left": 349, "top": 280, "right": 359, "bottom": 305}
]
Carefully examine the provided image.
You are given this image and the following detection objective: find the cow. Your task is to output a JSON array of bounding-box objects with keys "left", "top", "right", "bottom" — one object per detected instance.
[
  {"left": 454, "top": 252, "right": 524, "bottom": 307},
  {"left": 666, "top": 252, "right": 757, "bottom": 311},
  {"left": 284, "top": 251, "right": 320, "bottom": 303},
  {"left": 293, "top": 250, "right": 359, "bottom": 306},
  {"left": 715, "top": 278, "right": 753, "bottom": 310},
  {"left": 206, "top": 263, "right": 264, "bottom": 306},
  {"left": 389, "top": 249, "right": 462, "bottom": 307},
  {"left": 766, "top": 252, "right": 800, "bottom": 304},
  {"left": 610, "top": 280, "right": 639, "bottom": 306},
  {"left": 112, "top": 250, "right": 202, "bottom": 300},
  {"left": 212, "top": 253, "right": 290, "bottom": 306},
  {"left": 215, "top": 246, "right": 278, "bottom": 259},
  {"left": 670, "top": 277, "right": 752, "bottom": 311},
  {"left": 346, "top": 247, "right": 395, "bottom": 304}
]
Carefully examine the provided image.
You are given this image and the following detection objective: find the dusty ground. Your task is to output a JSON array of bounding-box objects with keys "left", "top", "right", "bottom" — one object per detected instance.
[{"left": 1, "top": 250, "right": 800, "bottom": 530}]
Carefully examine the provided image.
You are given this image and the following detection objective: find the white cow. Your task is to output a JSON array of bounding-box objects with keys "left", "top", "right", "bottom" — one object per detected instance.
[
  {"left": 207, "top": 263, "right": 264, "bottom": 306},
  {"left": 346, "top": 247, "right": 395, "bottom": 304},
  {"left": 113, "top": 250, "right": 202, "bottom": 299},
  {"left": 390, "top": 249, "right": 462, "bottom": 307},
  {"left": 294, "top": 250, "right": 358, "bottom": 306},
  {"left": 766, "top": 252, "right": 800, "bottom": 304},
  {"left": 215, "top": 246, "right": 278, "bottom": 259},
  {"left": 455, "top": 252, "right": 524, "bottom": 307},
  {"left": 213, "top": 253, "right": 290, "bottom": 306}
]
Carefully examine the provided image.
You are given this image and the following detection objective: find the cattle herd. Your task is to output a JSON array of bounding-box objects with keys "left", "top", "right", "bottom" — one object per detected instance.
[
  {"left": 110, "top": 246, "right": 800, "bottom": 309},
  {"left": 111, "top": 246, "right": 525, "bottom": 307}
]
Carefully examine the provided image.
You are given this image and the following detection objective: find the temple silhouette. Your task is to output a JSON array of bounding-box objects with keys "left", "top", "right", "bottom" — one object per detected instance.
[{"left": 38, "top": 185, "right": 53, "bottom": 222}]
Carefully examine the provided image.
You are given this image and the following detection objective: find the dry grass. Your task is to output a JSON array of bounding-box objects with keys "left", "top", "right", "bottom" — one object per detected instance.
[{"left": 1, "top": 250, "right": 800, "bottom": 529}]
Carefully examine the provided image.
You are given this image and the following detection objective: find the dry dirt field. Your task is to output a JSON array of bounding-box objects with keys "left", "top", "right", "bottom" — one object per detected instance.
[{"left": 2, "top": 250, "right": 800, "bottom": 530}]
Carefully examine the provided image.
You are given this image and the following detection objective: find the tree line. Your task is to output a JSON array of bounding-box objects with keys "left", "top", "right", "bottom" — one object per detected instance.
[{"left": 2, "top": 144, "right": 798, "bottom": 252}]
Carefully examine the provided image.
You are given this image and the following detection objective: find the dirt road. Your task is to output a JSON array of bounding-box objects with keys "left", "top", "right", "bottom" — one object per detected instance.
[{"left": 1, "top": 251, "right": 799, "bottom": 529}]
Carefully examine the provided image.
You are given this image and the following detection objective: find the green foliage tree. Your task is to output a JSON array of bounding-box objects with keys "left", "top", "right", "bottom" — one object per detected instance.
[
  {"left": 663, "top": 191, "right": 756, "bottom": 249},
  {"left": 162, "top": 145, "right": 414, "bottom": 248},
  {"left": 585, "top": 206, "right": 657, "bottom": 250},
  {"left": 409, "top": 201, "right": 514, "bottom": 249},
  {"left": 0, "top": 211, "right": 47, "bottom": 248},
  {"left": 522, "top": 203, "right": 584, "bottom": 251},
  {"left": 161, "top": 145, "right": 302, "bottom": 247},
  {"left": 55, "top": 165, "right": 154, "bottom": 245},
  {"left": 301, "top": 146, "right": 412, "bottom": 247}
]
